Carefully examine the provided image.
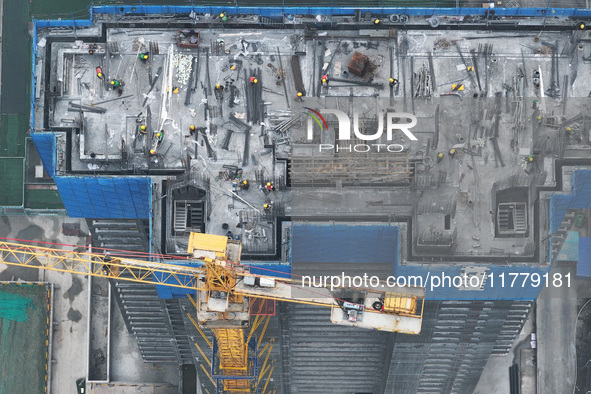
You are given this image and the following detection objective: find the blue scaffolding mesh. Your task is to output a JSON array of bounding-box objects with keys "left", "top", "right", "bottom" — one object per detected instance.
[
  {"left": 53, "top": 176, "right": 151, "bottom": 218},
  {"left": 550, "top": 169, "right": 591, "bottom": 233},
  {"left": 30, "top": 132, "right": 56, "bottom": 177}
]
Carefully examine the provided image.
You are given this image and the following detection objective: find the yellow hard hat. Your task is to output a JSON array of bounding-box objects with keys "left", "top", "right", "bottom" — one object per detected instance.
[
  {"left": 220, "top": 13, "right": 225, "bottom": 17},
  {"left": 297, "top": 92, "right": 303, "bottom": 97},
  {"left": 263, "top": 204, "right": 268, "bottom": 208},
  {"left": 267, "top": 182, "right": 271, "bottom": 186},
  {"left": 254, "top": 78, "right": 258, "bottom": 83},
  {"left": 243, "top": 180, "right": 247, "bottom": 184},
  {"left": 389, "top": 78, "right": 394, "bottom": 83},
  {"left": 231, "top": 65, "right": 236, "bottom": 70},
  {"left": 438, "top": 153, "right": 444, "bottom": 157},
  {"left": 156, "top": 132, "right": 162, "bottom": 138},
  {"left": 216, "top": 84, "right": 221, "bottom": 89},
  {"left": 140, "top": 125, "right": 146, "bottom": 130},
  {"left": 190, "top": 125, "right": 195, "bottom": 130},
  {"left": 374, "top": 19, "right": 380, "bottom": 24},
  {"left": 110, "top": 81, "right": 115, "bottom": 85},
  {"left": 322, "top": 78, "right": 326, "bottom": 82},
  {"left": 97, "top": 72, "right": 102, "bottom": 77},
  {"left": 450, "top": 149, "right": 455, "bottom": 154},
  {"left": 150, "top": 149, "right": 156, "bottom": 154}
]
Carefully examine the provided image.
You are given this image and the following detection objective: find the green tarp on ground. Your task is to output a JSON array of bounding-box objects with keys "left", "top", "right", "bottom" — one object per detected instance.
[
  {"left": 0, "top": 157, "right": 24, "bottom": 206},
  {"left": 0, "top": 290, "right": 35, "bottom": 322}
]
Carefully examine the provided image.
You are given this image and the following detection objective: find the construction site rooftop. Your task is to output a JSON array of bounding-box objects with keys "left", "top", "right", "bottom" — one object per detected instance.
[{"left": 33, "top": 12, "right": 591, "bottom": 265}]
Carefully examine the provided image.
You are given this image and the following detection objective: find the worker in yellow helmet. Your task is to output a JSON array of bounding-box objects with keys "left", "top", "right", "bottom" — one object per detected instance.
[
  {"left": 249, "top": 76, "right": 258, "bottom": 84},
  {"left": 156, "top": 130, "right": 164, "bottom": 142},
  {"left": 437, "top": 152, "right": 444, "bottom": 163},
  {"left": 239, "top": 180, "right": 250, "bottom": 190},
  {"left": 296, "top": 91, "right": 304, "bottom": 102},
  {"left": 139, "top": 125, "right": 147, "bottom": 134},
  {"left": 189, "top": 125, "right": 196, "bottom": 135},
  {"left": 149, "top": 149, "right": 156, "bottom": 156},
  {"left": 389, "top": 78, "right": 399, "bottom": 88},
  {"left": 220, "top": 11, "right": 228, "bottom": 22},
  {"left": 449, "top": 148, "right": 456, "bottom": 158},
  {"left": 265, "top": 182, "right": 275, "bottom": 192},
  {"left": 263, "top": 203, "right": 272, "bottom": 211}
]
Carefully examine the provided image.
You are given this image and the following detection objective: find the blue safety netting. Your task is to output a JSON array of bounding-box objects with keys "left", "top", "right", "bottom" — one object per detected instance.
[
  {"left": 550, "top": 169, "right": 591, "bottom": 234},
  {"left": 53, "top": 176, "right": 152, "bottom": 218},
  {"left": 30, "top": 132, "right": 56, "bottom": 177},
  {"left": 154, "top": 260, "right": 203, "bottom": 298},
  {"left": 578, "top": 237, "right": 591, "bottom": 277},
  {"left": 88, "top": 5, "right": 591, "bottom": 18}
]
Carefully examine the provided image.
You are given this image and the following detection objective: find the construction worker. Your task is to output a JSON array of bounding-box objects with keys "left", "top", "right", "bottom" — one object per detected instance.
[
  {"left": 249, "top": 76, "right": 258, "bottom": 84},
  {"left": 263, "top": 203, "right": 272, "bottom": 212},
  {"left": 449, "top": 148, "right": 456, "bottom": 158},
  {"left": 110, "top": 79, "right": 122, "bottom": 88},
  {"left": 149, "top": 149, "right": 157, "bottom": 156},
  {"left": 239, "top": 180, "right": 250, "bottom": 190},
  {"left": 295, "top": 92, "right": 304, "bottom": 102},
  {"left": 321, "top": 74, "right": 329, "bottom": 86},
  {"left": 156, "top": 130, "right": 164, "bottom": 142},
  {"left": 528, "top": 155, "right": 534, "bottom": 163},
  {"left": 96, "top": 66, "right": 104, "bottom": 79},
  {"left": 215, "top": 83, "right": 224, "bottom": 91},
  {"left": 265, "top": 182, "right": 275, "bottom": 192},
  {"left": 139, "top": 125, "right": 147, "bottom": 134},
  {"left": 220, "top": 11, "right": 228, "bottom": 22},
  {"left": 138, "top": 52, "right": 149, "bottom": 61},
  {"left": 437, "top": 152, "right": 444, "bottom": 163},
  {"left": 189, "top": 125, "right": 196, "bottom": 135},
  {"left": 389, "top": 78, "right": 399, "bottom": 88}
]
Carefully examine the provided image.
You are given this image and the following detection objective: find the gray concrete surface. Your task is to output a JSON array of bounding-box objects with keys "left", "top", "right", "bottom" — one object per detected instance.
[
  {"left": 0, "top": 216, "right": 179, "bottom": 393},
  {"left": 536, "top": 264, "right": 577, "bottom": 394},
  {"left": 474, "top": 310, "right": 535, "bottom": 394}
]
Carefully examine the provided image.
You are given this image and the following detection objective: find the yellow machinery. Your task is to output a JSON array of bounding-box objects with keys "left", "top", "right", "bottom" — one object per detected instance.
[{"left": 0, "top": 234, "right": 425, "bottom": 393}]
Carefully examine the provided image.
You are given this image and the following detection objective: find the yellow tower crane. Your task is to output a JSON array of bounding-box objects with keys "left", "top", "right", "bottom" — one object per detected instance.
[{"left": 0, "top": 233, "right": 425, "bottom": 393}]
